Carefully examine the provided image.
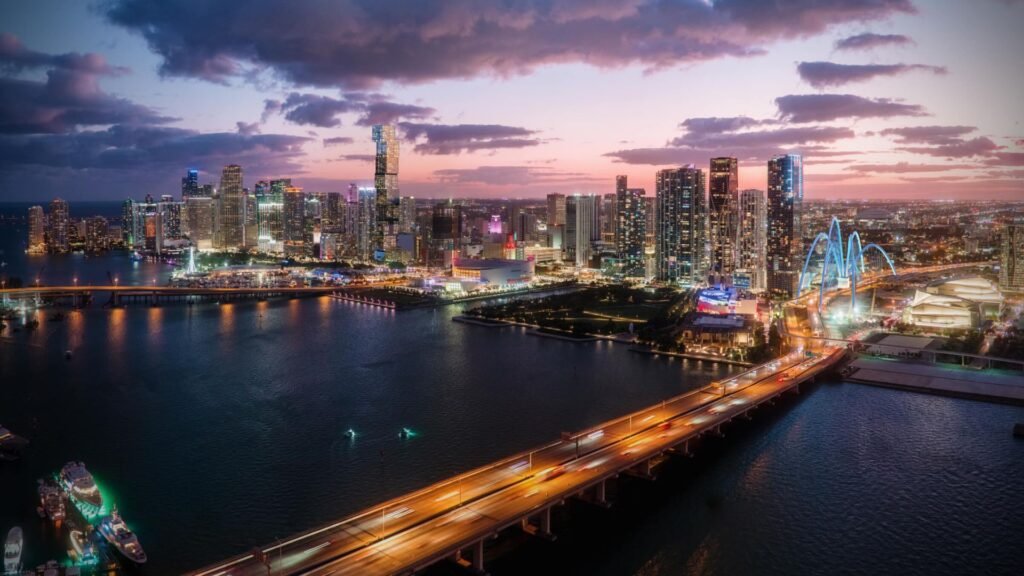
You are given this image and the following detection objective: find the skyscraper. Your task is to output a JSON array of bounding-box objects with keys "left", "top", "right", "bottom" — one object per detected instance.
[
  {"left": 655, "top": 166, "right": 705, "bottom": 284},
  {"left": 1000, "top": 221, "right": 1024, "bottom": 292},
  {"left": 709, "top": 157, "right": 738, "bottom": 277},
  {"left": 27, "top": 205, "right": 45, "bottom": 253},
  {"left": 217, "top": 164, "right": 244, "bottom": 249},
  {"left": 357, "top": 187, "right": 377, "bottom": 262},
  {"left": 373, "top": 124, "right": 399, "bottom": 257},
  {"left": 283, "top": 185, "right": 307, "bottom": 258},
  {"left": 181, "top": 168, "right": 199, "bottom": 200},
  {"left": 767, "top": 154, "right": 804, "bottom": 298},
  {"left": 737, "top": 189, "right": 767, "bottom": 291},
  {"left": 565, "top": 194, "right": 598, "bottom": 267},
  {"left": 546, "top": 193, "right": 566, "bottom": 227},
  {"left": 615, "top": 176, "right": 646, "bottom": 276},
  {"left": 48, "top": 198, "right": 69, "bottom": 253},
  {"left": 257, "top": 188, "right": 284, "bottom": 254}
]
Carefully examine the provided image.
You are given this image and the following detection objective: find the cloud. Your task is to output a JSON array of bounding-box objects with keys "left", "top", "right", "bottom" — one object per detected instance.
[
  {"left": 433, "top": 165, "right": 602, "bottom": 186},
  {"left": 879, "top": 125, "right": 977, "bottom": 145},
  {"left": 797, "top": 61, "right": 946, "bottom": 88},
  {"left": 0, "top": 64, "right": 175, "bottom": 135},
  {"left": 0, "top": 33, "right": 130, "bottom": 76},
  {"left": 900, "top": 137, "right": 1000, "bottom": 158},
  {"left": 337, "top": 154, "right": 375, "bottom": 163},
  {"left": 236, "top": 121, "right": 260, "bottom": 135},
  {"left": 262, "top": 92, "right": 435, "bottom": 128},
  {"left": 775, "top": 94, "right": 926, "bottom": 123},
  {"left": 103, "top": 0, "right": 914, "bottom": 87},
  {"left": 605, "top": 116, "right": 854, "bottom": 165},
  {"left": 323, "top": 136, "right": 354, "bottom": 147},
  {"left": 846, "top": 162, "right": 977, "bottom": 173},
  {"left": 834, "top": 32, "right": 914, "bottom": 51},
  {"left": 986, "top": 152, "right": 1024, "bottom": 166},
  {"left": 399, "top": 122, "right": 542, "bottom": 154}
]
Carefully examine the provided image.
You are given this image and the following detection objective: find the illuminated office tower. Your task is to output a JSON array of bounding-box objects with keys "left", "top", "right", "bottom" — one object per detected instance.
[
  {"left": 373, "top": 124, "right": 399, "bottom": 256},
  {"left": 48, "top": 198, "right": 70, "bottom": 252},
  {"left": 398, "top": 196, "right": 417, "bottom": 234},
  {"left": 257, "top": 188, "right": 284, "bottom": 254},
  {"left": 357, "top": 187, "right": 378, "bottom": 262},
  {"left": 737, "top": 189, "right": 767, "bottom": 291},
  {"left": 185, "top": 195, "right": 214, "bottom": 249},
  {"left": 28, "top": 205, "right": 45, "bottom": 253},
  {"left": 766, "top": 154, "right": 804, "bottom": 298},
  {"left": 655, "top": 165, "right": 705, "bottom": 284},
  {"left": 283, "top": 185, "right": 307, "bottom": 258},
  {"left": 217, "top": 164, "right": 244, "bottom": 249},
  {"left": 181, "top": 168, "right": 199, "bottom": 199},
  {"left": 565, "top": 194, "right": 598, "bottom": 267},
  {"left": 615, "top": 175, "right": 646, "bottom": 276},
  {"left": 546, "top": 193, "right": 566, "bottom": 226},
  {"left": 1000, "top": 221, "right": 1024, "bottom": 292},
  {"left": 601, "top": 192, "right": 617, "bottom": 241},
  {"left": 709, "top": 157, "right": 738, "bottom": 277},
  {"left": 85, "top": 217, "right": 108, "bottom": 252}
]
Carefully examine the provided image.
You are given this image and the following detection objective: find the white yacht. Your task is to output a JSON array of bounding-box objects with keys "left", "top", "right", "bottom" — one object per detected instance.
[
  {"left": 3, "top": 527, "right": 21, "bottom": 575},
  {"left": 99, "top": 512, "right": 147, "bottom": 564},
  {"left": 59, "top": 462, "right": 104, "bottom": 517}
]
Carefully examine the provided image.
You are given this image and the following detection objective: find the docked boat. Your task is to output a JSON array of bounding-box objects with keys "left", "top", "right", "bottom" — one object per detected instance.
[
  {"left": 99, "top": 512, "right": 146, "bottom": 564},
  {"left": 0, "top": 426, "right": 28, "bottom": 461},
  {"left": 37, "top": 479, "right": 66, "bottom": 524},
  {"left": 69, "top": 529, "right": 99, "bottom": 566},
  {"left": 59, "top": 462, "right": 104, "bottom": 518},
  {"left": 4, "top": 527, "right": 22, "bottom": 575}
]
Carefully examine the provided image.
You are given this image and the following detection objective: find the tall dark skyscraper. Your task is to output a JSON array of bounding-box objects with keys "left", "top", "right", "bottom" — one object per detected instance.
[
  {"left": 615, "top": 175, "right": 646, "bottom": 276},
  {"left": 1000, "top": 220, "right": 1024, "bottom": 292},
  {"left": 217, "top": 164, "right": 244, "bottom": 249},
  {"left": 283, "top": 185, "right": 307, "bottom": 258},
  {"left": 709, "top": 157, "right": 738, "bottom": 277},
  {"left": 655, "top": 166, "right": 705, "bottom": 284},
  {"left": 181, "top": 168, "right": 199, "bottom": 200},
  {"left": 767, "top": 154, "right": 804, "bottom": 298},
  {"left": 373, "top": 124, "right": 399, "bottom": 257},
  {"left": 49, "top": 198, "right": 69, "bottom": 253},
  {"left": 738, "top": 189, "right": 767, "bottom": 291},
  {"left": 546, "top": 193, "right": 566, "bottom": 227}
]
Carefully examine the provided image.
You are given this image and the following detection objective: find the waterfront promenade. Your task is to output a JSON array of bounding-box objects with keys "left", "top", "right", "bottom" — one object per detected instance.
[{"left": 190, "top": 345, "right": 848, "bottom": 576}]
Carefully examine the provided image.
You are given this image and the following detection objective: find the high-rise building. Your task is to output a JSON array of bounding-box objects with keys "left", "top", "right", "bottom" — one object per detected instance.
[
  {"left": 48, "top": 198, "right": 70, "bottom": 253},
  {"left": 85, "top": 216, "right": 109, "bottom": 252},
  {"left": 217, "top": 164, "right": 244, "bottom": 249},
  {"left": 283, "top": 186, "right": 307, "bottom": 258},
  {"left": 655, "top": 166, "right": 706, "bottom": 284},
  {"left": 257, "top": 191, "right": 284, "bottom": 254},
  {"left": 357, "top": 187, "right": 377, "bottom": 262},
  {"left": 737, "top": 189, "right": 767, "bottom": 291},
  {"left": 614, "top": 176, "right": 646, "bottom": 276},
  {"left": 373, "top": 125, "right": 399, "bottom": 256},
  {"left": 181, "top": 168, "right": 199, "bottom": 199},
  {"left": 185, "top": 196, "right": 214, "bottom": 249},
  {"left": 644, "top": 196, "right": 656, "bottom": 248},
  {"left": 399, "top": 196, "right": 417, "bottom": 234},
  {"left": 601, "top": 191, "right": 617, "bottom": 242},
  {"left": 766, "top": 154, "right": 804, "bottom": 298},
  {"left": 546, "top": 193, "right": 566, "bottom": 227},
  {"left": 565, "top": 194, "right": 599, "bottom": 267},
  {"left": 27, "top": 205, "right": 45, "bottom": 253},
  {"left": 1000, "top": 221, "right": 1024, "bottom": 292},
  {"left": 709, "top": 157, "right": 739, "bottom": 277}
]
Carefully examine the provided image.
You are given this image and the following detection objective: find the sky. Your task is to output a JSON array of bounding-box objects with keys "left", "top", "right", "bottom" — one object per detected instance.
[{"left": 1, "top": 0, "right": 1022, "bottom": 202}]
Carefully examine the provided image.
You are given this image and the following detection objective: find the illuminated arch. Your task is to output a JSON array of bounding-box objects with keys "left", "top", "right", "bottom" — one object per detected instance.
[{"left": 798, "top": 233, "right": 831, "bottom": 293}]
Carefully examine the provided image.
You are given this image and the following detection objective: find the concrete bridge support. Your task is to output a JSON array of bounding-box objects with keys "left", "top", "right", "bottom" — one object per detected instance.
[
  {"left": 454, "top": 539, "right": 487, "bottom": 575},
  {"left": 521, "top": 507, "right": 555, "bottom": 541}
]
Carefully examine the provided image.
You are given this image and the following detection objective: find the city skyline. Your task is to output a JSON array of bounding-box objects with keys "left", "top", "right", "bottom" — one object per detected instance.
[{"left": 1, "top": 1, "right": 1022, "bottom": 202}]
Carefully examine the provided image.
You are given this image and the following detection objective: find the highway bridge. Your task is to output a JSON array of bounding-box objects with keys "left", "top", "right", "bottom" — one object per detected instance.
[
  {"left": 0, "top": 285, "right": 338, "bottom": 306},
  {"left": 190, "top": 345, "right": 849, "bottom": 576}
]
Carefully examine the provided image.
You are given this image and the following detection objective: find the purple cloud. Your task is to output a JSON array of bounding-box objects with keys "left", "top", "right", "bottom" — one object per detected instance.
[
  {"left": 797, "top": 62, "right": 946, "bottom": 88},
  {"left": 846, "top": 162, "right": 976, "bottom": 173},
  {"left": 834, "top": 32, "right": 914, "bottom": 51},
  {"left": 879, "top": 125, "right": 977, "bottom": 145},
  {"left": 900, "top": 137, "right": 1000, "bottom": 158},
  {"left": 433, "top": 165, "right": 602, "bottom": 186},
  {"left": 323, "top": 136, "right": 354, "bottom": 147},
  {"left": 236, "top": 121, "right": 260, "bottom": 135},
  {"left": 356, "top": 101, "right": 435, "bottom": 127},
  {"left": 0, "top": 33, "right": 130, "bottom": 76},
  {"left": 775, "top": 94, "right": 927, "bottom": 123},
  {"left": 104, "top": 0, "right": 914, "bottom": 87},
  {"left": 398, "top": 123, "right": 542, "bottom": 154},
  {"left": 275, "top": 93, "right": 360, "bottom": 128},
  {"left": 337, "top": 154, "right": 375, "bottom": 163}
]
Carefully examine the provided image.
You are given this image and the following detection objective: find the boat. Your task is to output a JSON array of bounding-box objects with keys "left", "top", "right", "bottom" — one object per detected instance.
[
  {"left": 99, "top": 512, "right": 146, "bottom": 564},
  {"left": 68, "top": 529, "right": 99, "bottom": 566},
  {"left": 59, "top": 462, "right": 104, "bottom": 518},
  {"left": 0, "top": 426, "right": 28, "bottom": 461},
  {"left": 3, "top": 527, "right": 22, "bottom": 575},
  {"left": 37, "top": 479, "right": 66, "bottom": 524}
]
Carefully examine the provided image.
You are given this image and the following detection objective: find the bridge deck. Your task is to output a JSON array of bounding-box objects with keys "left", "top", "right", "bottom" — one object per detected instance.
[{"left": 190, "top": 346, "right": 848, "bottom": 576}]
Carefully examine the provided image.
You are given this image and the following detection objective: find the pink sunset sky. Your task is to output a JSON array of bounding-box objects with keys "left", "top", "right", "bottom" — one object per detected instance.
[{"left": 1, "top": 0, "right": 1022, "bottom": 201}]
